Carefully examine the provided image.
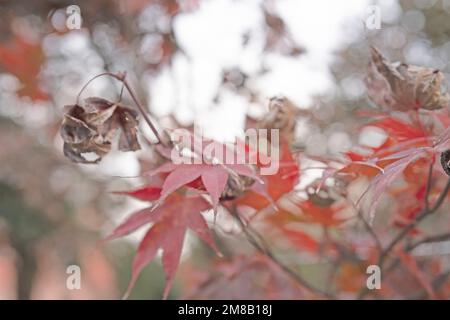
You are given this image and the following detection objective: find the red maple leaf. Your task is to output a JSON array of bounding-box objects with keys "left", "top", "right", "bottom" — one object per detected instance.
[
  {"left": 113, "top": 185, "right": 162, "bottom": 201},
  {"left": 105, "top": 193, "right": 220, "bottom": 299},
  {"left": 145, "top": 146, "right": 265, "bottom": 211},
  {"left": 266, "top": 198, "right": 347, "bottom": 228},
  {"left": 397, "top": 249, "right": 438, "bottom": 299},
  {"left": 367, "top": 116, "right": 427, "bottom": 142},
  {"left": 279, "top": 226, "right": 320, "bottom": 253},
  {"left": 0, "top": 36, "right": 48, "bottom": 101},
  {"left": 236, "top": 141, "right": 300, "bottom": 210},
  {"left": 325, "top": 114, "right": 450, "bottom": 222}
]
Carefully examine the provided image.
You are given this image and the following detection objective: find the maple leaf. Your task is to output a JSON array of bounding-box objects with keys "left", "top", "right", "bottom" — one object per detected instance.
[
  {"left": 145, "top": 153, "right": 264, "bottom": 212},
  {"left": 349, "top": 114, "right": 431, "bottom": 164},
  {"left": 297, "top": 199, "right": 347, "bottom": 226},
  {"left": 354, "top": 123, "right": 450, "bottom": 222},
  {"left": 151, "top": 163, "right": 227, "bottom": 209},
  {"left": 397, "top": 250, "right": 438, "bottom": 299},
  {"left": 335, "top": 262, "right": 368, "bottom": 293},
  {"left": 237, "top": 141, "right": 299, "bottom": 210},
  {"left": 105, "top": 193, "right": 219, "bottom": 299},
  {"left": 367, "top": 116, "right": 427, "bottom": 142},
  {"left": 361, "top": 148, "right": 429, "bottom": 221},
  {"left": 279, "top": 226, "right": 319, "bottom": 253},
  {"left": 113, "top": 185, "right": 162, "bottom": 201},
  {"left": 182, "top": 253, "right": 308, "bottom": 299},
  {"left": 0, "top": 35, "right": 48, "bottom": 101},
  {"left": 387, "top": 159, "right": 430, "bottom": 233},
  {"left": 366, "top": 46, "right": 450, "bottom": 111},
  {"left": 441, "top": 149, "right": 450, "bottom": 176},
  {"left": 266, "top": 197, "right": 347, "bottom": 228},
  {"left": 318, "top": 111, "right": 450, "bottom": 225}
]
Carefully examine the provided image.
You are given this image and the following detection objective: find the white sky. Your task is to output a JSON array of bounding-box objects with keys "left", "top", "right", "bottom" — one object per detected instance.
[{"left": 149, "top": 0, "right": 370, "bottom": 142}]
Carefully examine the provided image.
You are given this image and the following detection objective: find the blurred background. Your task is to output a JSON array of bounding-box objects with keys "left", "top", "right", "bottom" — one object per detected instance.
[{"left": 1, "top": 0, "right": 450, "bottom": 299}]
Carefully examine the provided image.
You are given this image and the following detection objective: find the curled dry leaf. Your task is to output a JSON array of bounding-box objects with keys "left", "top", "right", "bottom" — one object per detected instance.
[
  {"left": 440, "top": 149, "right": 450, "bottom": 176},
  {"left": 366, "top": 46, "right": 450, "bottom": 111},
  {"left": 259, "top": 96, "right": 299, "bottom": 144},
  {"left": 60, "top": 97, "right": 141, "bottom": 163}
]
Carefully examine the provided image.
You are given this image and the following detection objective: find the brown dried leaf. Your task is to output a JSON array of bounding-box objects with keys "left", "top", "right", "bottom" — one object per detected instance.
[
  {"left": 117, "top": 109, "right": 140, "bottom": 152},
  {"left": 366, "top": 46, "right": 450, "bottom": 111},
  {"left": 60, "top": 97, "right": 141, "bottom": 164},
  {"left": 441, "top": 149, "right": 450, "bottom": 176}
]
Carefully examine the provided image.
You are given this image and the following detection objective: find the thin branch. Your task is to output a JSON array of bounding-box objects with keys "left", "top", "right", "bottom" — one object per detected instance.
[
  {"left": 354, "top": 205, "right": 382, "bottom": 253},
  {"left": 378, "top": 177, "right": 450, "bottom": 266},
  {"left": 424, "top": 161, "right": 434, "bottom": 211},
  {"left": 406, "top": 231, "right": 450, "bottom": 252},
  {"left": 358, "top": 177, "right": 450, "bottom": 299},
  {"left": 231, "top": 207, "right": 334, "bottom": 299},
  {"left": 406, "top": 269, "right": 450, "bottom": 299}
]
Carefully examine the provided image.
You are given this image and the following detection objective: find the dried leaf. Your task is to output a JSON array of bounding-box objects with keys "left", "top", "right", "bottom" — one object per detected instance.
[
  {"left": 440, "top": 149, "right": 450, "bottom": 176},
  {"left": 236, "top": 140, "right": 299, "bottom": 210},
  {"left": 259, "top": 96, "right": 299, "bottom": 143},
  {"left": 362, "top": 148, "right": 429, "bottom": 223},
  {"left": 60, "top": 97, "right": 141, "bottom": 163},
  {"left": 366, "top": 46, "right": 450, "bottom": 111}
]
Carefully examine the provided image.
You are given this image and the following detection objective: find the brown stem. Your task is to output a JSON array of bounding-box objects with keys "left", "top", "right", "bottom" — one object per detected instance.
[
  {"left": 353, "top": 203, "right": 382, "bottom": 253},
  {"left": 424, "top": 161, "right": 434, "bottom": 211},
  {"left": 358, "top": 177, "right": 450, "bottom": 299},
  {"left": 407, "top": 231, "right": 450, "bottom": 251},
  {"left": 76, "top": 72, "right": 170, "bottom": 147},
  {"left": 231, "top": 207, "right": 334, "bottom": 299},
  {"left": 407, "top": 269, "right": 450, "bottom": 299}
]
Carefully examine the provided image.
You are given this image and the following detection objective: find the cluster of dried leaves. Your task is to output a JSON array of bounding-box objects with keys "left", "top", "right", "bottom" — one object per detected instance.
[
  {"left": 61, "top": 97, "right": 140, "bottom": 164},
  {"left": 366, "top": 46, "right": 450, "bottom": 111}
]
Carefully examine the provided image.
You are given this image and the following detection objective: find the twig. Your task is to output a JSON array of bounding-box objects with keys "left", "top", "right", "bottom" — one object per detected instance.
[
  {"left": 352, "top": 203, "right": 382, "bottom": 253},
  {"left": 424, "top": 161, "right": 434, "bottom": 211},
  {"left": 406, "top": 231, "right": 450, "bottom": 252},
  {"left": 358, "top": 177, "right": 450, "bottom": 299},
  {"left": 378, "top": 177, "right": 450, "bottom": 265},
  {"left": 406, "top": 268, "right": 450, "bottom": 299},
  {"left": 231, "top": 207, "right": 335, "bottom": 299}
]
